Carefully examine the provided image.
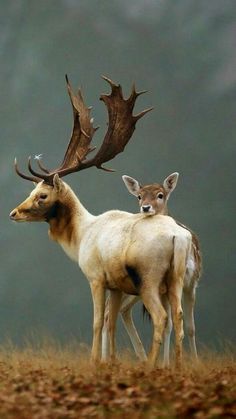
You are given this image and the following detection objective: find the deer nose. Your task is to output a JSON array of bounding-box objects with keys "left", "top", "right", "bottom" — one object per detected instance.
[
  {"left": 9, "top": 209, "right": 18, "bottom": 220},
  {"left": 142, "top": 205, "right": 151, "bottom": 213}
]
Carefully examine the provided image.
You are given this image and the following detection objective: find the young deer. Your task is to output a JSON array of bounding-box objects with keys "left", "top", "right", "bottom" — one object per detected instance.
[
  {"left": 10, "top": 77, "right": 191, "bottom": 368},
  {"left": 103, "top": 173, "right": 201, "bottom": 366}
]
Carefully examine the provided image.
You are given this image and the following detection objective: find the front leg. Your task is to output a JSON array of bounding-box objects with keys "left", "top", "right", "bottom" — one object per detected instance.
[
  {"left": 102, "top": 293, "right": 146, "bottom": 361},
  {"left": 90, "top": 281, "right": 106, "bottom": 364}
]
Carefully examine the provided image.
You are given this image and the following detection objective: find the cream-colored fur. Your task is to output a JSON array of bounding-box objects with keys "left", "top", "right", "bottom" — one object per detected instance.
[
  {"left": 10, "top": 177, "right": 191, "bottom": 367},
  {"left": 102, "top": 173, "right": 201, "bottom": 366}
]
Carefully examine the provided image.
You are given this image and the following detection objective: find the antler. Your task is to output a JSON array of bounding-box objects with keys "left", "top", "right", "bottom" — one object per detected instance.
[
  {"left": 78, "top": 76, "right": 153, "bottom": 172},
  {"left": 14, "top": 158, "right": 40, "bottom": 183},
  {"left": 15, "top": 76, "right": 153, "bottom": 184}
]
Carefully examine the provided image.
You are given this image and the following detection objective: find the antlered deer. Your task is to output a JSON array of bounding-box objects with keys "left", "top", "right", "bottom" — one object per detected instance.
[
  {"left": 10, "top": 76, "right": 191, "bottom": 367},
  {"left": 103, "top": 173, "right": 201, "bottom": 366}
]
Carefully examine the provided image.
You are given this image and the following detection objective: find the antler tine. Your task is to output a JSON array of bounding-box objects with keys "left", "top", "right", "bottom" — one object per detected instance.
[
  {"left": 101, "top": 75, "right": 120, "bottom": 89},
  {"left": 133, "top": 106, "right": 154, "bottom": 122},
  {"left": 14, "top": 158, "right": 40, "bottom": 183},
  {"left": 127, "top": 84, "right": 148, "bottom": 108},
  {"left": 28, "top": 157, "right": 54, "bottom": 184},
  {"left": 101, "top": 75, "right": 124, "bottom": 100},
  {"left": 129, "top": 85, "right": 154, "bottom": 118},
  {"left": 99, "top": 165, "right": 115, "bottom": 173},
  {"left": 36, "top": 158, "right": 50, "bottom": 174}
]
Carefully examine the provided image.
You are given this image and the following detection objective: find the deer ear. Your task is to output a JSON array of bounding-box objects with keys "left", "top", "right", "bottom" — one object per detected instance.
[
  {"left": 163, "top": 172, "right": 179, "bottom": 198},
  {"left": 53, "top": 174, "right": 64, "bottom": 192},
  {"left": 122, "top": 175, "right": 141, "bottom": 197}
]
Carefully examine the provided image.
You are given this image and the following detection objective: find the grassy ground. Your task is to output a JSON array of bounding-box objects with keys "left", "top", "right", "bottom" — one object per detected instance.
[{"left": 0, "top": 343, "right": 235, "bottom": 418}]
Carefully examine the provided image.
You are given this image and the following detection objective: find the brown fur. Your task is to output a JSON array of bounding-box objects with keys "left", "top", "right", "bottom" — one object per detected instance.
[
  {"left": 138, "top": 184, "right": 168, "bottom": 215},
  {"left": 47, "top": 201, "right": 75, "bottom": 245},
  {"left": 174, "top": 220, "right": 202, "bottom": 280}
]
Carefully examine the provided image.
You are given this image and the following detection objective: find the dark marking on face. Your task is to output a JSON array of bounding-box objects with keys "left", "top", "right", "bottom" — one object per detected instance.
[
  {"left": 46, "top": 200, "right": 75, "bottom": 244},
  {"left": 45, "top": 201, "right": 60, "bottom": 222}
]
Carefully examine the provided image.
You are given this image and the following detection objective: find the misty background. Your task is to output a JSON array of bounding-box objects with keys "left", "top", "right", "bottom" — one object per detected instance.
[{"left": 1, "top": 0, "right": 235, "bottom": 351}]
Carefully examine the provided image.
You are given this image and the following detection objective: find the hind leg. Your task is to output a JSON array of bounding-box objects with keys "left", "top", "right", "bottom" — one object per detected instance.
[
  {"left": 161, "top": 294, "right": 172, "bottom": 367},
  {"left": 183, "top": 287, "right": 198, "bottom": 359},
  {"left": 168, "top": 281, "right": 184, "bottom": 369},
  {"left": 102, "top": 294, "right": 110, "bottom": 360},
  {"left": 141, "top": 288, "right": 167, "bottom": 368}
]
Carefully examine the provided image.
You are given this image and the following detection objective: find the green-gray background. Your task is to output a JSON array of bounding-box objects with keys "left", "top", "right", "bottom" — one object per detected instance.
[{"left": 1, "top": 0, "right": 235, "bottom": 350}]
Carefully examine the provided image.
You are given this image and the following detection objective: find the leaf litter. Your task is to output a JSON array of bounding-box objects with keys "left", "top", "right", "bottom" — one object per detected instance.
[{"left": 0, "top": 345, "right": 235, "bottom": 418}]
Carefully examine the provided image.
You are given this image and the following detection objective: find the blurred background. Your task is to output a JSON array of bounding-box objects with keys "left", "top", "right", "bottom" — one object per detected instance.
[{"left": 1, "top": 0, "right": 235, "bottom": 351}]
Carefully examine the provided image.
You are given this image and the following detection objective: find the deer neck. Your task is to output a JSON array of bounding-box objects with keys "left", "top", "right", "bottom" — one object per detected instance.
[{"left": 47, "top": 185, "right": 94, "bottom": 261}]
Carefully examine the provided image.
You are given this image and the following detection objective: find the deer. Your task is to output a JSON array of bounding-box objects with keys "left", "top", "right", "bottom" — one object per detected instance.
[
  {"left": 9, "top": 76, "right": 192, "bottom": 368},
  {"left": 102, "top": 173, "right": 202, "bottom": 366}
]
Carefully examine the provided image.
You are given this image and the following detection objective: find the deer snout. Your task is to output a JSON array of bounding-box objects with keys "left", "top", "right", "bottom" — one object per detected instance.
[
  {"left": 9, "top": 208, "right": 21, "bottom": 220},
  {"left": 141, "top": 205, "right": 151, "bottom": 213},
  {"left": 9, "top": 208, "right": 26, "bottom": 221},
  {"left": 9, "top": 209, "right": 18, "bottom": 220},
  {"left": 141, "top": 204, "right": 156, "bottom": 215}
]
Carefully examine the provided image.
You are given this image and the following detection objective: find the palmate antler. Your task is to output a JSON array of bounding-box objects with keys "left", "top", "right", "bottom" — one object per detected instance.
[{"left": 15, "top": 76, "right": 153, "bottom": 184}]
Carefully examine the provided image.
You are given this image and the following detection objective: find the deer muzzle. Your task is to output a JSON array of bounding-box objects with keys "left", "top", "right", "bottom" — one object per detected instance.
[
  {"left": 9, "top": 208, "right": 25, "bottom": 221},
  {"left": 9, "top": 202, "right": 36, "bottom": 222},
  {"left": 141, "top": 205, "right": 155, "bottom": 215}
]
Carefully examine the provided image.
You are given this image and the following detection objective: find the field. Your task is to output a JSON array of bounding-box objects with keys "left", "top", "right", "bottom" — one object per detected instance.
[{"left": 0, "top": 343, "right": 235, "bottom": 418}]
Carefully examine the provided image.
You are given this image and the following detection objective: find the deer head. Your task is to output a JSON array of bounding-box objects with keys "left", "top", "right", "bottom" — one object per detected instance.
[
  {"left": 9, "top": 175, "right": 67, "bottom": 222},
  {"left": 10, "top": 76, "right": 152, "bottom": 222},
  {"left": 122, "top": 172, "right": 179, "bottom": 215}
]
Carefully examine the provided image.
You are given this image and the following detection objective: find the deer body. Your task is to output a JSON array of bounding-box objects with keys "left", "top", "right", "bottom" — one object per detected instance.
[
  {"left": 103, "top": 173, "right": 201, "bottom": 365},
  {"left": 10, "top": 178, "right": 191, "bottom": 367}
]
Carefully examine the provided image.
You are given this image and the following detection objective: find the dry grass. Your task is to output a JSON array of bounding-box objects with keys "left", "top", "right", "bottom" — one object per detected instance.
[{"left": 0, "top": 340, "right": 235, "bottom": 418}]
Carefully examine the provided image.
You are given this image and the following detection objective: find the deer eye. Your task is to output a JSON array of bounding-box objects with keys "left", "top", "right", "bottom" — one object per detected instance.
[
  {"left": 157, "top": 193, "right": 164, "bottom": 199},
  {"left": 39, "top": 194, "right": 48, "bottom": 200},
  {"left": 138, "top": 195, "right": 142, "bottom": 200}
]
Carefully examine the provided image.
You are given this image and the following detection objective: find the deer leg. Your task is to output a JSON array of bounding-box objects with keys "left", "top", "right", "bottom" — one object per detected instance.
[
  {"left": 108, "top": 289, "right": 123, "bottom": 361},
  {"left": 183, "top": 287, "right": 198, "bottom": 359},
  {"left": 141, "top": 290, "right": 167, "bottom": 368},
  {"left": 90, "top": 281, "right": 106, "bottom": 364},
  {"left": 101, "top": 294, "right": 110, "bottom": 360},
  {"left": 161, "top": 294, "right": 172, "bottom": 367},
  {"left": 168, "top": 282, "right": 184, "bottom": 369},
  {"left": 102, "top": 294, "right": 146, "bottom": 361},
  {"left": 120, "top": 295, "right": 147, "bottom": 361}
]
